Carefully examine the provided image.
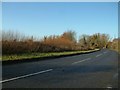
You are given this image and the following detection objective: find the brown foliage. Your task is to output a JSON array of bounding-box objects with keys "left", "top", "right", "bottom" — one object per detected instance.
[
  {"left": 2, "top": 30, "right": 112, "bottom": 55},
  {"left": 2, "top": 31, "right": 77, "bottom": 55}
]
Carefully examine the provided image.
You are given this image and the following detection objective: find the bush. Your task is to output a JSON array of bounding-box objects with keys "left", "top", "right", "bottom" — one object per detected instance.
[{"left": 2, "top": 30, "right": 77, "bottom": 55}]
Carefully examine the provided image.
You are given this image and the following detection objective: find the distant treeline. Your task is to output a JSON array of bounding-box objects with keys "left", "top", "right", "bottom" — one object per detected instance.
[{"left": 1, "top": 30, "right": 118, "bottom": 55}]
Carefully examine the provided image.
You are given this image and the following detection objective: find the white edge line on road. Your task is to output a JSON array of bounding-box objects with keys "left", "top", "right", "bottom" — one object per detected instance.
[
  {"left": 72, "top": 58, "right": 91, "bottom": 65},
  {"left": 0, "top": 69, "right": 53, "bottom": 83},
  {"left": 96, "top": 54, "right": 102, "bottom": 57}
]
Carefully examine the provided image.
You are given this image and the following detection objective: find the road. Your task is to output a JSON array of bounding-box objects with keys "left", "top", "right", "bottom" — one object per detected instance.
[{"left": 2, "top": 49, "right": 119, "bottom": 88}]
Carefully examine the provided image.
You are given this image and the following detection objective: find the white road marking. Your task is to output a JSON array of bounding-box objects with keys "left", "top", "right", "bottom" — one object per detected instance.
[
  {"left": 72, "top": 58, "right": 91, "bottom": 64},
  {"left": 113, "top": 73, "right": 118, "bottom": 79},
  {"left": 0, "top": 69, "right": 53, "bottom": 83},
  {"left": 96, "top": 54, "right": 102, "bottom": 57},
  {"left": 107, "top": 86, "right": 112, "bottom": 89},
  {"left": 106, "top": 84, "right": 112, "bottom": 89},
  {"left": 106, "top": 73, "right": 118, "bottom": 89},
  {"left": 103, "top": 52, "right": 107, "bottom": 54}
]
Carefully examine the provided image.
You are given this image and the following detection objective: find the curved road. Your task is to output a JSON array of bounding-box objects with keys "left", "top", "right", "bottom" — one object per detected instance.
[{"left": 2, "top": 49, "right": 119, "bottom": 88}]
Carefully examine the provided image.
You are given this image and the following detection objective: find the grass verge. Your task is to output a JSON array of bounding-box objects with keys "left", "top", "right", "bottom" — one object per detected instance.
[{"left": 2, "top": 49, "right": 100, "bottom": 61}]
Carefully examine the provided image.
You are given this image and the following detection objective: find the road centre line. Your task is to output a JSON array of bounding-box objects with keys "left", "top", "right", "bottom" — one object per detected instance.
[
  {"left": 113, "top": 73, "right": 118, "bottom": 79},
  {"left": 72, "top": 58, "right": 91, "bottom": 64},
  {"left": 0, "top": 69, "right": 53, "bottom": 83},
  {"left": 96, "top": 54, "right": 102, "bottom": 57},
  {"left": 72, "top": 51, "right": 106, "bottom": 64},
  {"left": 103, "top": 52, "right": 107, "bottom": 54},
  {"left": 106, "top": 86, "right": 112, "bottom": 89}
]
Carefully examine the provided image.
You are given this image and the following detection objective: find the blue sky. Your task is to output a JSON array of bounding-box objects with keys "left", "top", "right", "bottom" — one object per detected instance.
[{"left": 2, "top": 2, "right": 118, "bottom": 40}]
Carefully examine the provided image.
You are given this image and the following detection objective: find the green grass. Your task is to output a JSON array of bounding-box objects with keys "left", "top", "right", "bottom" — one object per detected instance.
[{"left": 1, "top": 49, "right": 99, "bottom": 61}]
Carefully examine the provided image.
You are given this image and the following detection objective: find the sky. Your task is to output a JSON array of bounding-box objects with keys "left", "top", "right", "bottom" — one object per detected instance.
[{"left": 2, "top": 2, "right": 118, "bottom": 40}]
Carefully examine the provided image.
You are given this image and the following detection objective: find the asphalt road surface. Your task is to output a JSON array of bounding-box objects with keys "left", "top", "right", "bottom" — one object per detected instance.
[{"left": 2, "top": 49, "right": 119, "bottom": 88}]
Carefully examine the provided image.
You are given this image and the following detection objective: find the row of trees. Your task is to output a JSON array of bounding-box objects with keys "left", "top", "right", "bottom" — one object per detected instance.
[{"left": 2, "top": 30, "right": 110, "bottom": 55}]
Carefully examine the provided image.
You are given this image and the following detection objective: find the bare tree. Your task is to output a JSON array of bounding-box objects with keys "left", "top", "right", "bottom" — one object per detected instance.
[{"left": 62, "top": 30, "right": 77, "bottom": 43}]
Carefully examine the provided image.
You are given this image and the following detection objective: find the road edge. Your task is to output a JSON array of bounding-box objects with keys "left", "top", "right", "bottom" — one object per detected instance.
[{"left": 2, "top": 49, "right": 100, "bottom": 65}]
